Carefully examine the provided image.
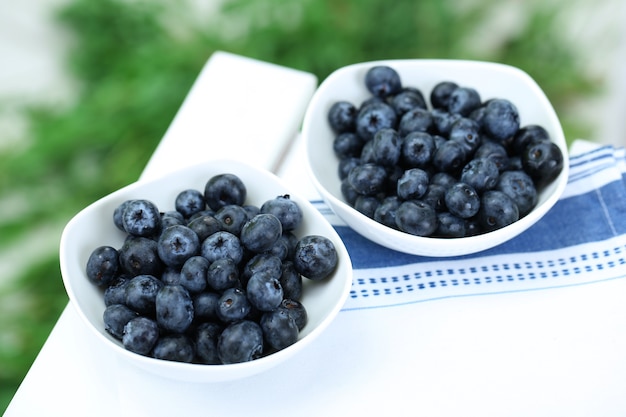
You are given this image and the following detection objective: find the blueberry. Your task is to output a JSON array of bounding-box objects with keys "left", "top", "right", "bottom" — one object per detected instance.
[
  {"left": 474, "top": 140, "right": 510, "bottom": 172},
  {"left": 160, "top": 210, "right": 185, "bottom": 230},
  {"left": 179, "top": 256, "right": 209, "bottom": 294},
  {"left": 240, "top": 213, "right": 283, "bottom": 253},
  {"left": 214, "top": 204, "right": 250, "bottom": 235},
  {"left": 371, "top": 128, "right": 402, "bottom": 167},
  {"left": 397, "top": 168, "right": 430, "bottom": 200},
  {"left": 122, "top": 316, "right": 159, "bottom": 356},
  {"left": 395, "top": 200, "right": 438, "bottom": 236},
  {"left": 401, "top": 131, "right": 435, "bottom": 168},
  {"left": 152, "top": 334, "right": 195, "bottom": 363},
  {"left": 448, "top": 86, "right": 481, "bottom": 116},
  {"left": 338, "top": 157, "right": 361, "bottom": 180},
  {"left": 206, "top": 257, "right": 240, "bottom": 291},
  {"left": 192, "top": 291, "right": 220, "bottom": 322},
  {"left": 449, "top": 117, "right": 481, "bottom": 155},
  {"left": 122, "top": 199, "right": 162, "bottom": 237},
  {"left": 201, "top": 231, "right": 244, "bottom": 264},
  {"left": 482, "top": 98, "right": 520, "bottom": 142},
  {"left": 204, "top": 173, "right": 247, "bottom": 211},
  {"left": 175, "top": 189, "right": 206, "bottom": 219},
  {"left": 293, "top": 235, "right": 338, "bottom": 281},
  {"left": 522, "top": 140, "right": 564, "bottom": 188},
  {"left": 390, "top": 89, "right": 427, "bottom": 115},
  {"left": 103, "top": 304, "right": 139, "bottom": 340},
  {"left": 260, "top": 195, "right": 303, "bottom": 233},
  {"left": 260, "top": 309, "right": 299, "bottom": 351},
  {"left": 278, "top": 298, "right": 308, "bottom": 331},
  {"left": 216, "top": 287, "right": 251, "bottom": 323},
  {"left": 444, "top": 182, "right": 480, "bottom": 219},
  {"left": 460, "top": 158, "right": 500, "bottom": 193},
  {"left": 435, "top": 212, "right": 466, "bottom": 238},
  {"left": 341, "top": 178, "right": 360, "bottom": 206},
  {"left": 104, "top": 275, "right": 129, "bottom": 306},
  {"left": 419, "top": 184, "right": 447, "bottom": 212},
  {"left": 124, "top": 274, "right": 163, "bottom": 316},
  {"left": 194, "top": 322, "right": 223, "bottom": 364},
  {"left": 333, "top": 132, "right": 363, "bottom": 159},
  {"left": 217, "top": 320, "right": 264, "bottom": 364},
  {"left": 398, "top": 107, "right": 433, "bottom": 136},
  {"left": 86, "top": 245, "right": 119, "bottom": 287},
  {"left": 186, "top": 214, "right": 222, "bottom": 243},
  {"left": 327, "top": 100, "right": 357, "bottom": 133},
  {"left": 157, "top": 224, "right": 200, "bottom": 268},
  {"left": 431, "top": 108, "right": 463, "bottom": 136},
  {"left": 365, "top": 65, "right": 402, "bottom": 98},
  {"left": 113, "top": 200, "right": 134, "bottom": 232},
  {"left": 155, "top": 285, "right": 194, "bottom": 334},
  {"left": 246, "top": 271, "right": 284, "bottom": 312},
  {"left": 118, "top": 236, "right": 163, "bottom": 277},
  {"left": 430, "top": 172, "right": 457, "bottom": 188},
  {"left": 242, "top": 253, "right": 282, "bottom": 286},
  {"left": 374, "top": 195, "right": 401, "bottom": 229},
  {"left": 430, "top": 81, "right": 459, "bottom": 109},
  {"left": 496, "top": 170, "right": 538, "bottom": 217},
  {"left": 347, "top": 163, "right": 387, "bottom": 196},
  {"left": 355, "top": 101, "right": 398, "bottom": 141},
  {"left": 279, "top": 261, "right": 303, "bottom": 301},
  {"left": 432, "top": 140, "right": 468, "bottom": 175},
  {"left": 161, "top": 266, "right": 181, "bottom": 286},
  {"left": 354, "top": 195, "right": 380, "bottom": 218},
  {"left": 512, "top": 124, "right": 550, "bottom": 155},
  {"left": 478, "top": 190, "right": 519, "bottom": 232}
]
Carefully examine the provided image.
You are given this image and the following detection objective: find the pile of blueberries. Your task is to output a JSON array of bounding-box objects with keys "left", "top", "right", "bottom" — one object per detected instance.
[
  {"left": 85, "top": 173, "right": 338, "bottom": 364},
  {"left": 328, "top": 65, "right": 564, "bottom": 237}
]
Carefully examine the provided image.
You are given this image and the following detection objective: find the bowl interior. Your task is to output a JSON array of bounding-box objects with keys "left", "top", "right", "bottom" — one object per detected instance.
[
  {"left": 302, "top": 59, "right": 569, "bottom": 257},
  {"left": 60, "top": 159, "right": 353, "bottom": 382}
]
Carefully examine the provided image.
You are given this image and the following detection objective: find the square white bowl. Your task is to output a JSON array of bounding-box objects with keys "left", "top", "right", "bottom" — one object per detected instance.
[
  {"left": 60, "top": 159, "right": 353, "bottom": 382},
  {"left": 301, "top": 59, "right": 569, "bottom": 257}
]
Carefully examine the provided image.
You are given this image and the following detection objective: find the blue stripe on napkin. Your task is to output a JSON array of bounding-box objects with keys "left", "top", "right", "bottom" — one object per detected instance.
[{"left": 315, "top": 145, "right": 626, "bottom": 311}]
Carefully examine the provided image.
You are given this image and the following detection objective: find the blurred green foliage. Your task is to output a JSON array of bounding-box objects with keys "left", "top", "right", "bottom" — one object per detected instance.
[{"left": 0, "top": 0, "right": 597, "bottom": 411}]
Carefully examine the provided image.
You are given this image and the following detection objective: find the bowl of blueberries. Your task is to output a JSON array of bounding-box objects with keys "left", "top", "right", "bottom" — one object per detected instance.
[
  {"left": 60, "top": 159, "right": 352, "bottom": 382},
  {"left": 301, "top": 59, "right": 569, "bottom": 257}
]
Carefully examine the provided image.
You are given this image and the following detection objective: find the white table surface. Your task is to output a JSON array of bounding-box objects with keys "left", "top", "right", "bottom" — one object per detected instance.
[{"left": 5, "top": 52, "right": 626, "bottom": 417}]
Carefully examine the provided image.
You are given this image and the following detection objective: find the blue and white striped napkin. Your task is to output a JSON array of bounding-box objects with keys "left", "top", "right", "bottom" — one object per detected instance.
[{"left": 311, "top": 145, "right": 626, "bottom": 311}]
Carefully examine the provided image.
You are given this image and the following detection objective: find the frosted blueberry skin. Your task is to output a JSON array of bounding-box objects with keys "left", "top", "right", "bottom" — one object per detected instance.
[
  {"left": 293, "top": 235, "right": 338, "bottom": 281},
  {"left": 194, "top": 322, "right": 222, "bottom": 365},
  {"left": 85, "top": 245, "right": 119, "bottom": 287},
  {"left": 478, "top": 190, "right": 520, "bottom": 232},
  {"left": 200, "top": 231, "right": 244, "bottom": 265},
  {"left": 216, "top": 287, "right": 251, "bottom": 323},
  {"left": 447, "top": 86, "right": 481, "bottom": 116},
  {"left": 122, "top": 316, "right": 159, "bottom": 356},
  {"left": 460, "top": 158, "right": 500, "bottom": 194},
  {"left": 482, "top": 98, "right": 520, "bottom": 142},
  {"left": 279, "top": 298, "right": 308, "bottom": 331},
  {"left": 156, "top": 285, "right": 194, "bottom": 334},
  {"left": 365, "top": 65, "right": 402, "bottom": 98},
  {"left": 240, "top": 213, "right": 283, "bottom": 254},
  {"left": 206, "top": 257, "right": 240, "bottom": 292},
  {"left": 204, "top": 173, "right": 247, "bottom": 211},
  {"left": 121, "top": 199, "right": 162, "bottom": 237},
  {"left": 174, "top": 189, "right": 206, "bottom": 219},
  {"left": 355, "top": 101, "right": 398, "bottom": 141},
  {"left": 430, "top": 81, "right": 459, "bottom": 109},
  {"left": 179, "top": 256, "right": 210, "bottom": 294},
  {"left": 246, "top": 271, "right": 284, "bottom": 312},
  {"left": 444, "top": 182, "right": 481, "bottom": 219},
  {"left": 124, "top": 274, "right": 163, "bottom": 316},
  {"left": 217, "top": 320, "right": 264, "bottom": 364},
  {"left": 103, "top": 304, "right": 138, "bottom": 340},
  {"left": 395, "top": 200, "right": 438, "bottom": 237},
  {"left": 497, "top": 170, "right": 538, "bottom": 218},
  {"left": 401, "top": 131, "right": 436, "bottom": 169},
  {"left": 327, "top": 100, "right": 357, "bottom": 134},
  {"left": 260, "top": 309, "right": 299, "bottom": 351},
  {"left": 152, "top": 334, "right": 195, "bottom": 363},
  {"left": 157, "top": 224, "right": 200, "bottom": 268}
]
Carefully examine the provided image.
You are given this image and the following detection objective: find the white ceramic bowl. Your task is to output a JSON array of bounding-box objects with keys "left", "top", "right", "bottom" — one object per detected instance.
[
  {"left": 60, "top": 159, "right": 353, "bottom": 382},
  {"left": 302, "top": 59, "right": 569, "bottom": 257}
]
